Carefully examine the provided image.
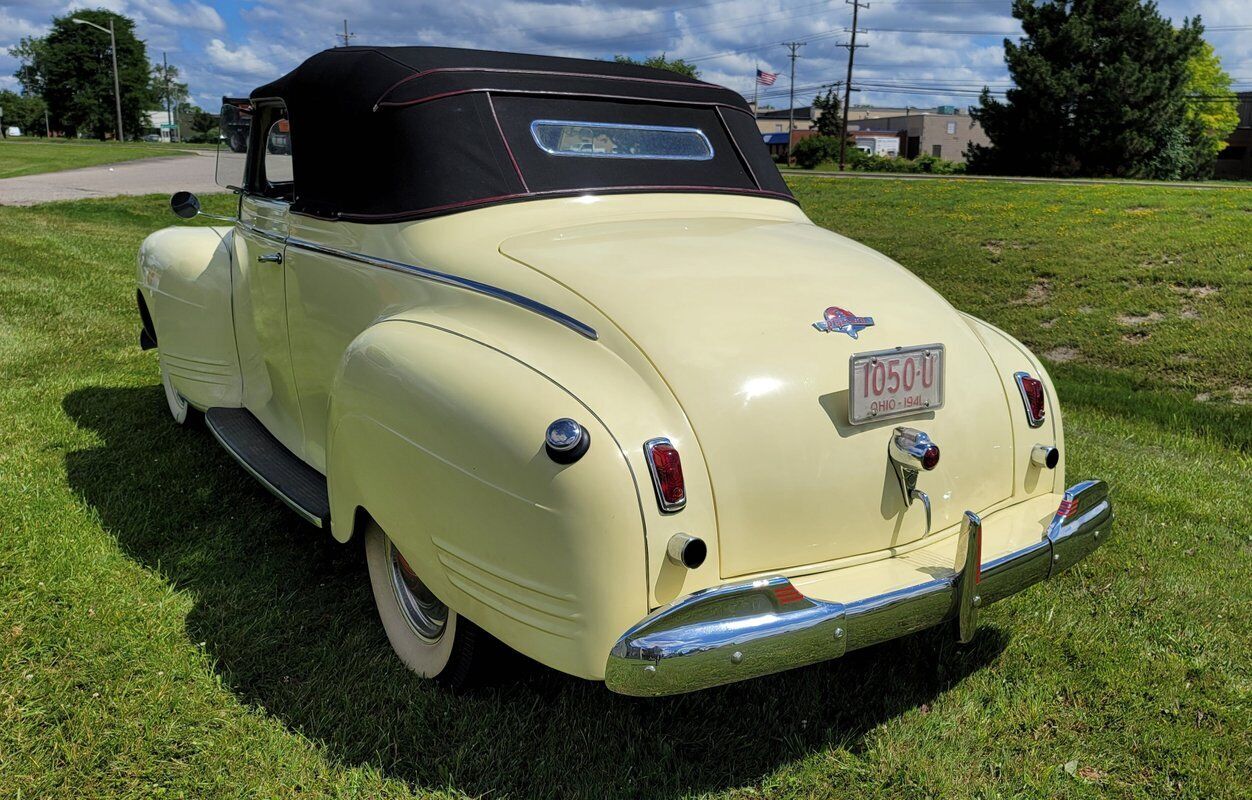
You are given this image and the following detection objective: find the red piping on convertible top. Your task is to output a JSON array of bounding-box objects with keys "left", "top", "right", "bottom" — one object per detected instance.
[
  {"left": 373, "top": 65, "right": 724, "bottom": 110},
  {"left": 485, "top": 93, "right": 529, "bottom": 193},
  {"left": 374, "top": 87, "right": 756, "bottom": 114}
]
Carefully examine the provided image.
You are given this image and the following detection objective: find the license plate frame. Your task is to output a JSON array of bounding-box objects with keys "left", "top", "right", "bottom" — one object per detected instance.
[{"left": 847, "top": 343, "right": 946, "bottom": 426}]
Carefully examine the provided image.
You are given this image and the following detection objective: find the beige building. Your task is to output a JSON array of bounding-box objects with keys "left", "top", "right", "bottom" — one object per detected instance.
[
  {"left": 849, "top": 111, "right": 990, "bottom": 163},
  {"left": 754, "top": 106, "right": 815, "bottom": 134},
  {"left": 755, "top": 104, "right": 989, "bottom": 163}
]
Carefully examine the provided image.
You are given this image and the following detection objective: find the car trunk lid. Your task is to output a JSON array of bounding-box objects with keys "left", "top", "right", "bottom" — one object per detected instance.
[{"left": 500, "top": 213, "right": 1015, "bottom": 577}]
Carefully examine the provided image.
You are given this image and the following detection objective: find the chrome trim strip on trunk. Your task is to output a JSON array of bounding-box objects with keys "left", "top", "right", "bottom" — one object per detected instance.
[
  {"left": 605, "top": 480, "right": 1112, "bottom": 696},
  {"left": 284, "top": 235, "right": 599, "bottom": 340}
]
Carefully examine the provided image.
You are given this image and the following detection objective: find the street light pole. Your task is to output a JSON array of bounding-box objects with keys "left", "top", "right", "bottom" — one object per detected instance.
[{"left": 72, "top": 16, "right": 124, "bottom": 142}]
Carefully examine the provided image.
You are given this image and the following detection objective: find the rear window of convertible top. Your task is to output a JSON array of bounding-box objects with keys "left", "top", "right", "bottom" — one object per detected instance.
[{"left": 529, "top": 120, "right": 714, "bottom": 161}]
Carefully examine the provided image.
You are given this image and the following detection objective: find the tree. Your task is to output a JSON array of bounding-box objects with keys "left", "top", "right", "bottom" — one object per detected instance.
[
  {"left": 9, "top": 8, "right": 154, "bottom": 140},
  {"left": 613, "top": 54, "right": 700, "bottom": 79},
  {"left": 812, "top": 88, "right": 842, "bottom": 137},
  {"left": 150, "top": 60, "right": 189, "bottom": 123},
  {"left": 0, "top": 90, "right": 47, "bottom": 137},
  {"left": 968, "top": 0, "right": 1203, "bottom": 178},
  {"left": 176, "top": 103, "right": 219, "bottom": 143},
  {"left": 1184, "top": 41, "right": 1239, "bottom": 162}
]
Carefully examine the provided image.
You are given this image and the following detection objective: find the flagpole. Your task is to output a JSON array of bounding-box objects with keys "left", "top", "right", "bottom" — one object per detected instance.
[{"left": 753, "top": 64, "right": 759, "bottom": 118}]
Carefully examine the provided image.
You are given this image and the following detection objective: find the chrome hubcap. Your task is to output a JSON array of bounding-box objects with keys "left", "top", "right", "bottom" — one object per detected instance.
[{"left": 388, "top": 541, "right": 448, "bottom": 642}]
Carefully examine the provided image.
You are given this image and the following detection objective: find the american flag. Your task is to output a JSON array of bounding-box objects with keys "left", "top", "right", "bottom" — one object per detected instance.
[{"left": 756, "top": 69, "right": 779, "bottom": 87}]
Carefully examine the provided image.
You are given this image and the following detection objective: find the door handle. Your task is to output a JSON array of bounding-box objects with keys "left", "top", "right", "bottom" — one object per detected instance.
[{"left": 257, "top": 252, "right": 283, "bottom": 264}]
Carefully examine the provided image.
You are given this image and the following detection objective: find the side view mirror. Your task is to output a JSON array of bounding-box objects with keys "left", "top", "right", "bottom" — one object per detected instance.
[
  {"left": 169, "top": 190, "right": 237, "bottom": 224},
  {"left": 171, "top": 191, "right": 201, "bottom": 219}
]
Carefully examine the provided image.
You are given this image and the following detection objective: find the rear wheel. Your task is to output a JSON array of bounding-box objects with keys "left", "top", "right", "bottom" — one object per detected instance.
[
  {"left": 161, "top": 363, "right": 203, "bottom": 426},
  {"left": 364, "top": 521, "right": 483, "bottom": 687}
]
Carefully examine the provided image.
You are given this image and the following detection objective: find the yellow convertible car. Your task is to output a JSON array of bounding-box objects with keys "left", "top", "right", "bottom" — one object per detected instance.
[{"left": 137, "top": 46, "right": 1112, "bottom": 696}]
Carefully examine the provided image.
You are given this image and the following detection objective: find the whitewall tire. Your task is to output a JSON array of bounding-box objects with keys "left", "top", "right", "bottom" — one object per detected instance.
[
  {"left": 160, "top": 362, "right": 202, "bottom": 426},
  {"left": 364, "top": 521, "right": 482, "bottom": 686}
]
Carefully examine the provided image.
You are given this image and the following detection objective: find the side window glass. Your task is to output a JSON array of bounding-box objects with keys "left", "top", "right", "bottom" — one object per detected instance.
[
  {"left": 215, "top": 101, "right": 251, "bottom": 189},
  {"left": 263, "top": 112, "right": 293, "bottom": 188}
]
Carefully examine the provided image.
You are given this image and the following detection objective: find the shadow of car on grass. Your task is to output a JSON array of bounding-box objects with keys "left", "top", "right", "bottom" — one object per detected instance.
[{"left": 62, "top": 384, "right": 1009, "bottom": 798}]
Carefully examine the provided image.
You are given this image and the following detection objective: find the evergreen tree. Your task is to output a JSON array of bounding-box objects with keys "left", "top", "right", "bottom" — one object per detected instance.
[
  {"left": 10, "top": 9, "right": 154, "bottom": 140},
  {"left": 968, "top": 0, "right": 1202, "bottom": 178},
  {"left": 812, "top": 88, "right": 843, "bottom": 137}
]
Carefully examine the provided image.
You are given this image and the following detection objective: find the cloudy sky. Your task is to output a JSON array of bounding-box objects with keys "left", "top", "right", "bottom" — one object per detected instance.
[{"left": 1, "top": 0, "right": 1249, "bottom": 113}]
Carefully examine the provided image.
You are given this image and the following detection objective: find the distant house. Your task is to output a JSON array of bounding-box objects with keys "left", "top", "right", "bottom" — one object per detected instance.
[
  {"left": 1215, "top": 92, "right": 1252, "bottom": 180},
  {"left": 143, "top": 110, "right": 178, "bottom": 142},
  {"left": 849, "top": 110, "right": 989, "bottom": 163},
  {"left": 762, "top": 129, "right": 817, "bottom": 160},
  {"left": 755, "top": 104, "right": 988, "bottom": 163},
  {"left": 754, "top": 106, "right": 814, "bottom": 134}
]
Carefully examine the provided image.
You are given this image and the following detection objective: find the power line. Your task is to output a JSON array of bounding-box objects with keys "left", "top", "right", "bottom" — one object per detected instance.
[
  {"left": 556, "top": 0, "right": 840, "bottom": 53},
  {"left": 838, "top": 0, "right": 870, "bottom": 171},
  {"left": 784, "top": 41, "right": 805, "bottom": 160}
]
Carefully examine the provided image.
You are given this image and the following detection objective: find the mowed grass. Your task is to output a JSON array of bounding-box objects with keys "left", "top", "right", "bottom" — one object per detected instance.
[
  {"left": 0, "top": 185, "right": 1249, "bottom": 799},
  {"left": 0, "top": 139, "right": 203, "bottom": 179}
]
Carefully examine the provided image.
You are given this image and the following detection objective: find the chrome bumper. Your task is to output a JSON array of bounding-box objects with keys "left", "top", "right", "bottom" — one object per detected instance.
[{"left": 605, "top": 480, "right": 1112, "bottom": 697}]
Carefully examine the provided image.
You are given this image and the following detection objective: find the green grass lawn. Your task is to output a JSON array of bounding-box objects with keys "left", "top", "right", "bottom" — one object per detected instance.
[
  {"left": 1, "top": 185, "right": 1249, "bottom": 798},
  {"left": 0, "top": 139, "right": 205, "bottom": 179}
]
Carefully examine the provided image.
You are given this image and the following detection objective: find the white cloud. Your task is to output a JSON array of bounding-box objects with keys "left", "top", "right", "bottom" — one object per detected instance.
[
  {"left": 205, "top": 38, "right": 277, "bottom": 77},
  {"left": 0, "top": 0, "right": 1247, "bottom": 111},
  {"left": 134, "top": 0, "right": 224, "bottom": 32}
]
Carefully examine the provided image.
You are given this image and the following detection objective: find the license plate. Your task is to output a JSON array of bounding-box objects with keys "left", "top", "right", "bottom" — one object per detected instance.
[{"left": 848, "top": 344, "right": 945, "bottom": 425}]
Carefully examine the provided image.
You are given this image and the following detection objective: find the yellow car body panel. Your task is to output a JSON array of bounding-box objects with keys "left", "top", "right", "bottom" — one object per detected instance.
[{"left": 139, "top": 192, "right": 1072, "bottom": 683}]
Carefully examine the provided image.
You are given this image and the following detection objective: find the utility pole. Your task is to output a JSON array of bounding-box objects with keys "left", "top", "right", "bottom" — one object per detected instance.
[
  {"left": 753, "top": 62, "right": 759, "bottom": 119},
  {"left": 44, "top": 107, "right": 51, "bottom": 138},
  {"left": 163, "top": 52, "right": 172, "bottom": 129},
  {"left": 838, "top": 0, "right": 869, "bottom": 172},
  {"left": 783, "top": 41, "right": 805, "bottom": 162},
  {"left": 337, "top": 19, "right": 356, "bottom": 47}
]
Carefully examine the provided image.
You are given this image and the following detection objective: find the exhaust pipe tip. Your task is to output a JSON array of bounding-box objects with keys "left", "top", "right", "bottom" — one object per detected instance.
[
  {"left": 1031, "top": 444, "right": 1059, "bottom": 470},
  {"left": 666, "top": 533, "right": 707, "bottom": 570}
]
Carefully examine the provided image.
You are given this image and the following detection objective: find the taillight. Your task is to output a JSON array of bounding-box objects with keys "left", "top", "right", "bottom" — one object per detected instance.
[
  {"left": 1056, "top": 497, "right": 1078, "bottom": 518},
  {"left": 644, "top": 438, "right": 686, "bottom": 512},
  {"left": 1015, "top": 372, "right": 1046, "bottom": 428}
]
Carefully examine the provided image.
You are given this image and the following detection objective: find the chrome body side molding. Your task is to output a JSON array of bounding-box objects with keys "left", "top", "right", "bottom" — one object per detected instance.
[
  {"left": 284, "top": 235, "right": 599, "bottom": 340},
  {"left": 605, "top": 480, "right": 1112, "bottom": 697}
]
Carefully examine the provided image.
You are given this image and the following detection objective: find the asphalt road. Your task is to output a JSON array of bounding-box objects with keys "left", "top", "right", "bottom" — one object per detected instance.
[{"left": 0, "top": 151, "right": 220, "bottom": 206}]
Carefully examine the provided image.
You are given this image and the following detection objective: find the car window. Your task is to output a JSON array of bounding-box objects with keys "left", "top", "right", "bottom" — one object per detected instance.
[
  {"left": 264, "top": 116, "right": 294, "bottom": 187},
  {"left": 215, "top": 101, "right": 251, "bottom": 189},
  {"left": 529, "top": 120, "right": 713, "bottom": 161}
]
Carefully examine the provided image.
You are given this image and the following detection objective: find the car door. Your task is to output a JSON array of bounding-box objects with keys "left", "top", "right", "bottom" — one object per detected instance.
[{"left": 232, "top": 102, "right": 306, "bottom": 458}]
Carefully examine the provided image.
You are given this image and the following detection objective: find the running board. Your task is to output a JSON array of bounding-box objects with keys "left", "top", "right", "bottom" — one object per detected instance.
[{"left": 205, "top": 407, "right": 330, "bottom": 528}]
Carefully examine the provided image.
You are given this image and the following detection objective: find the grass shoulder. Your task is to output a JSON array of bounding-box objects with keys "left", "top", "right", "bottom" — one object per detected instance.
[{"left": 0, "top": 139, "right": 206, "bottom": 179}]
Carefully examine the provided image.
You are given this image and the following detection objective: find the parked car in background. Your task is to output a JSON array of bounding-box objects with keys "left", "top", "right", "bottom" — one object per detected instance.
[
  {"left": 137, "top": 46, "right": 1113, "bottom": 696},
  {"left": 6, "top": 127, "right": 21, "bottom": 137}
]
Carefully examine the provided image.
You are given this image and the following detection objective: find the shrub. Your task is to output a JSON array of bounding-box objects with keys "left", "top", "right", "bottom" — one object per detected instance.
[{"left": 791, "top": 135, "right": 844, "bottom": 169}]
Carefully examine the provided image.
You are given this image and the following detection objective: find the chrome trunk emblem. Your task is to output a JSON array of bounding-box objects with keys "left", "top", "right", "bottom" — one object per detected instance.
[{"left": 813, "top": 306, "right": 875, "bottom": 338}]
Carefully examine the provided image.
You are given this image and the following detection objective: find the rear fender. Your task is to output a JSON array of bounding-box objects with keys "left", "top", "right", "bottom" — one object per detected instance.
[
  {"left": 324, "top": 318, "right": 650, "bottom": 679},
  {"left": 962, "top": 314, "right": 1064, "bottom": 496},
  {"left": 137, "top": 226, "right": 242, "bottom": 409}
]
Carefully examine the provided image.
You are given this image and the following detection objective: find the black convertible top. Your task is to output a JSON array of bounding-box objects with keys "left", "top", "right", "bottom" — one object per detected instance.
[{"left": 249, "top": 46, "right": 793, "bottom": 222}]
